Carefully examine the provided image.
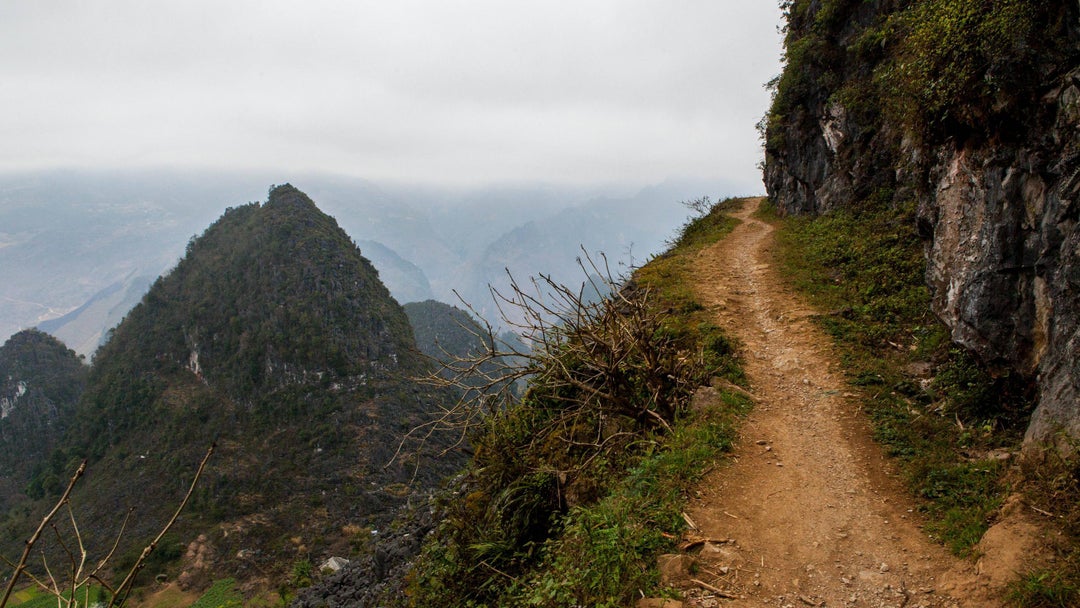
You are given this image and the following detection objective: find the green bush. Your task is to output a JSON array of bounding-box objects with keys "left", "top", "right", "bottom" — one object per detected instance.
[
  {"left": 290, "top": 559, "right": 314, "bottom": 588},
  {"left": 879, "top": 0, "right": 1036, "bottom": 137}
]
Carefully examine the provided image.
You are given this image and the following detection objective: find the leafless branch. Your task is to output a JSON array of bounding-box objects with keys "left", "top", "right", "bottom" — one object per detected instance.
[
  {"left": 110, "top": 443, "right": 215, "bottom": 608},
  {"left": 397, "top": 248, "right": 703, "bottom": 479},
  {"left": 87, "top": 508, "right": 134, "bottom": 590},
  {"left": 0, "top": 460, "right": 85, "bottom": 608},
  {"left": 0, "top": 444, "right": 214, "bottom": 608}
]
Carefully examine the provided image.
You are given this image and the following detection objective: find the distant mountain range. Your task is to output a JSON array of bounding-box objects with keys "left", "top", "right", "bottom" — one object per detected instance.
[{"left": 0, "top": 170, "right": 733, "bottom": 357}]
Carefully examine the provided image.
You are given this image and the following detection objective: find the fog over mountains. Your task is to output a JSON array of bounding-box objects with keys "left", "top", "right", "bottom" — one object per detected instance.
[{"left": 1, "top": 170, "right": 732, "bottom": 356}]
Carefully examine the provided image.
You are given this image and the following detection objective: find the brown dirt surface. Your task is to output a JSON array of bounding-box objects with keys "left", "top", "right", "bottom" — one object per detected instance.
[
  {"left": 669, "top": 198, "right": 1008, "bottom": 608},
  {"left": 131, "top": 583, "right": 199, "bottom": 608}
]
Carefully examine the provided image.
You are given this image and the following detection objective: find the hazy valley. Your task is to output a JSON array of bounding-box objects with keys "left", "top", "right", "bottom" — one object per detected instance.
[{"left": 0, "top": 170, "right": 727, "bottom": 357}]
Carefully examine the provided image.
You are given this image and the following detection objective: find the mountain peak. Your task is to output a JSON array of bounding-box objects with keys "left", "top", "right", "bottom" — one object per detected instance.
[
  {"left": 11, "top": 185, "right": 462, "bottom": 586},
  {"left": 119, "top": 185, "right": 418, "bottom": 398},
  {"left": 266, "top": 182, "right": 320, "bottom": 214}
]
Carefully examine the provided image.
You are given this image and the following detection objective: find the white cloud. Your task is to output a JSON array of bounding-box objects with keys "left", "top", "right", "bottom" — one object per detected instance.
[{"left": 0, "top": 1, "right": 782, "bottom": 189}]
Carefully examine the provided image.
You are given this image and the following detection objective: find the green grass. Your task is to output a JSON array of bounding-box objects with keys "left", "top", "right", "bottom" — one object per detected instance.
[
  {"left": 669, "top": 197, "right": 743, "bottom": 251},
  {"left": 762, "top": 195, "right": 1024, "bottom": 557},
  {"left": 1007, "top": 569, "right": 1080, "bottom": 608},
  {"left": 7, "top": 584, "right": 109, "bottom": 608},
  {"left": 6, "top": 587, "right": 41, "bottom": 606},
  {"left": 520, "top": 410, "right": 748, "bottom": 608},
  {"left": 1008, "top": 449, "right": 1080, "bottom": 607},
  {"left": 188, "top": 578, "right": 242, "bottom": 608}
]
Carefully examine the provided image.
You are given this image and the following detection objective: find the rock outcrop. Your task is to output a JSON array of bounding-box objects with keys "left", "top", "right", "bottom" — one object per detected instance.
[
  {"left": 923, "top": 132, "right": 1080, "bottom": 444},
  {"left": 764, "top": 0, "right": 1080, "bottom": 447},
  {"left": 290, "top": 502, "right": 437, "bottom": 608}
]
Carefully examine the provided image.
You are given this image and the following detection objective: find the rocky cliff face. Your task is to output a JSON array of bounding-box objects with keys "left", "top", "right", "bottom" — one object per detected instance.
[
  {"left": 764, "top": 0, "right": 1080, "bottom": 447},
  {"left": 922, "top": 127, "right": 1080, "bottom": 444}
]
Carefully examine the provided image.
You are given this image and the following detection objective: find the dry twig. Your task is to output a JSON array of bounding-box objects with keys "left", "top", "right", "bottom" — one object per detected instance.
[
  {"left": 690, "top": 578, "right": 739, "bottom": 599},
  {"left": 0, "top": 461, "right": 85, "bottom": 608},
  {"left": 397, "top": 248, "right": 702, "bottom": 471},
  {"left": 0, "top": 444, "right": 214, "bottom": 608}
]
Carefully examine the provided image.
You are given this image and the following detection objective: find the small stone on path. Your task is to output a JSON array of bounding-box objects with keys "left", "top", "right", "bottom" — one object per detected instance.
[{"left": 637, "top": 599, "right": 683, "bottom": 608}]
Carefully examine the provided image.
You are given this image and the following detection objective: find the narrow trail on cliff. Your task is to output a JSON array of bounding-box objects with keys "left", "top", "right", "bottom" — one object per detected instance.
[{"left": 677, "top": 198, "right": 988, "bottom": 608}]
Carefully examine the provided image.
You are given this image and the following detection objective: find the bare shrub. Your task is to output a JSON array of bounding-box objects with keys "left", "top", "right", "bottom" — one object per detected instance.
[
  {"left": 0, "top": 445, "right": 213, "bottom": 608},
  {"left": 680, "top": 195, "right": 714, "bottom": 218},
  {"left": 399, "top": 249, "right": 702, "bottom": 465}
]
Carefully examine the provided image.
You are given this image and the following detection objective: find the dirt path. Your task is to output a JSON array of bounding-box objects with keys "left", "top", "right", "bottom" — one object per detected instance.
[{"left": 677, "top": 198, "right": 986, "bottom": 608}]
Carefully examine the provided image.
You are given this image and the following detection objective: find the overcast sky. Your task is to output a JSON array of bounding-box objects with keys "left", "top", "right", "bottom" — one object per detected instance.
[{"left": 0, "top": 1, "right": 783, "bottom": 190}]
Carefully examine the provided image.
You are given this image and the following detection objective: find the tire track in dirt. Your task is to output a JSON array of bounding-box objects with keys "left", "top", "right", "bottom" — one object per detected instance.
[{"left": 674, "top": 198, "right": 987, "bottom": 608}]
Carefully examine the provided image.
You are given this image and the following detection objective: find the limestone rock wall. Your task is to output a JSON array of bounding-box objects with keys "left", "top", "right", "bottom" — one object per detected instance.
[
  {"left": 764, "top": 2, "right": 1080, "bottom": 447},
  {"left": 919, "top": 86, "right": 1080, "bottom": 442}
]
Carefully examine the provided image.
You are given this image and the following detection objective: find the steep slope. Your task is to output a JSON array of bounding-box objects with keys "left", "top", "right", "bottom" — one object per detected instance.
[
  {"left": 36, "top": 274, "right": 156, "bottom": 356},
  {"left": 0, "top": 329, "right": 87, "bottom": 512},
  {"left": 22, "top": 185, "right": 462, "bottom": 590},
  {"left": 403, "top": 300, "right": 487, "bottom": 362},
  {"left": 356, "top": 240, "right": 434, "bottom": 304},
  {"left": 764, "top": 0, "right": 1080, "bottom": 447},
  {"left": 330, "top": 200, "right": 750, "bottom": 607}
]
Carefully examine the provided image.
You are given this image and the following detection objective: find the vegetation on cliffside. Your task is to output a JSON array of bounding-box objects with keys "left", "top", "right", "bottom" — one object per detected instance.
[
  {"left": 768, "top": 0, "right": 1070, "bottom": 146},
  {"left": 396, "top": 199, "right": 750, "bottom": 607},
  {"left": 0, "top": 330, "right": 87, "bottom": 514}
]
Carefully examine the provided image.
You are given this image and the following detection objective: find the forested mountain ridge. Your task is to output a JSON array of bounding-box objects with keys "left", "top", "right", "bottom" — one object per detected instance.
[
  {"left": 0, "top": 330, "right": 86, "bottom": 513},
  {"left": 404, "top": 300, "right": 489, "bottom": 362},
  {"left": 86, "top": 184, "right": 418, "bottom": 404},
  {"left": 10, "top": 185, "right": 463, "bottom": 591},
  {"left": 763, "top": 0, "right": 1080, "bottom": 447}
]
